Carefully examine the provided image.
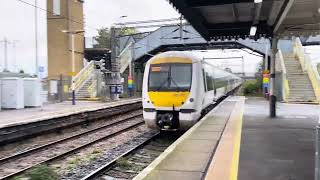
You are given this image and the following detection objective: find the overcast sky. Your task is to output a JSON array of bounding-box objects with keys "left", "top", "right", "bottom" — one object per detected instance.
[
  {"left": 0, "top": 0, "right": 181, "bottom": 75},
  {"left": 1, "top": 0, "right": 317, "bottom": 76}
]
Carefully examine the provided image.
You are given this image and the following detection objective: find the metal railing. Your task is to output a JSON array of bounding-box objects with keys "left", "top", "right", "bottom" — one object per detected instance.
[
  {"left": 119, "top": 42, "right": 133, "bottom": 74},
  {"left": 278, "top": 50, "right": 290, "bottom": 102},
  {"left": 71, "top": 61, "right": 95, "bottom": 93},
  {"left": 293, "top": 38, "right": 320, "bottom": 103},
  {"left": 87, "top": 78, "right": 97, "bottom": 98}
]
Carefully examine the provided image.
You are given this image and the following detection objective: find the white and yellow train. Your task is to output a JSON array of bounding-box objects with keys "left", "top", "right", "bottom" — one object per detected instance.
[{"left": 142, "top": 51, "right": 242, "bottom": 130}]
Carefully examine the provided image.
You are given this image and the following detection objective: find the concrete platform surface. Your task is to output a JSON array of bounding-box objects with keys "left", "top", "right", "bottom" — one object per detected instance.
[
  {"left": 0, "top": 98, "right": 141, "bottom": 129},
  {"left": 239, "top": 97, "right": 319, "bottom": 180},
  {"left": 134, "top": 96, "right": 245, "bottom": 180}
]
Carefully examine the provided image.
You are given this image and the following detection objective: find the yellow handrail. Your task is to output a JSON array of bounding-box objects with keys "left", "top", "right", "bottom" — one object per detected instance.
[
  {"left": 71, "top": 61, "right": 95, "bottom": 92},
  {"left": 293, "top": 38, "right": 306, "bottom": 72},
  {"left": 293, "top": 38, "right": 320, "bottom": 103},
  {"left": 278, "top": 50, "right": 290, "bottom": 102},
  {"left": 87, "top": 79, "right": 97, "bottom": 98}
]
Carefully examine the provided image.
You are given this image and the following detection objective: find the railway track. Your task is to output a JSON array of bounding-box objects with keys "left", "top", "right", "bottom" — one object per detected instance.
[
  {"left": 81, "top": 132, "right": 182, "bottom": 180},
  {"left": 0, "top": 113, "right": 144, "bottom": 180},
  {"left": 0, "top": 101, "right": 142, "bottom": 146},
  {"left": 80, "top": 95, "right": 233, "bottom": 180}
]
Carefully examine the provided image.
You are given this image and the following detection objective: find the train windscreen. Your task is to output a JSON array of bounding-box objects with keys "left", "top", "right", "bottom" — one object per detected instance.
[{"left": 148, "top": 63, "right": 192, "bottom": 91}]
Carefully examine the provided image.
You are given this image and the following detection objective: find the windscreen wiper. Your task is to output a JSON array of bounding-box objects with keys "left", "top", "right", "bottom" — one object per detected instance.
[
  {"left": 156, "top": 77, "right": 170, "bottom": 91},
  {"left": 170, "top": 77, "right": 183, "bottom": 92}
]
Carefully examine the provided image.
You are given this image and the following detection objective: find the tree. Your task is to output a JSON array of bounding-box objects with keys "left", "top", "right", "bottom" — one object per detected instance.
[
  {"left": 94, "top": 27, "right": 111, "bottom": 49},
  {"left": 93, "top": 27, "right": 138, "bottom": 49},
  {"left": 119, "top": 27, "right": 138, "bottom": 36}
]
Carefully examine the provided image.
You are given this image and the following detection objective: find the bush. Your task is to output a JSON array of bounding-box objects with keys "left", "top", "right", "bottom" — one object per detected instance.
[
  {"left": 27, "top": 165, "right": 59, "bottom": 180},
  {"left": 243, "top": 77, "right": 262, "bottom": 95}
]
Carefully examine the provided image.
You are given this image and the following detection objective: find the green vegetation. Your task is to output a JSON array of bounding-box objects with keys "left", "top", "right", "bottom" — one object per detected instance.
[
  {"left": 117, "top": 157, "right": 132, "bottom": 169},
  {"left": 66, "top": 156, "right": 84, "bottom": 169},
  {"left": 243, "top": 77, "right": 263, "bottom": 96},
  {"left": 119, "top": 27, "right": 138, "bottom": 36},
  {"left": 116, "top": 157, "right": 144, "bottom": 171},
  {"left": 26, "top": 165, "right": 58, "bottom": 180},
  {"left": 94, "top": 27, "right": 111, "bottom": 49},
  {"left": 66, "top": 149, "right": 102, "bottom": 169},
  {"left": 94, "top": 26, "right": 138, "bottom": 49}
]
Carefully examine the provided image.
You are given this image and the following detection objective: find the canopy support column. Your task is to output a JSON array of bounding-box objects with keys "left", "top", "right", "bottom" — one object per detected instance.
[{"left": 270, "top": 37, "right": 278, "bottom": 118}]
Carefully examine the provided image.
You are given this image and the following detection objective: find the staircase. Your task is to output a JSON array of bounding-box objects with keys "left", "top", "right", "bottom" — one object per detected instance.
[
  {"left": 283, "top": 54, "right": 317, "bottom": 103},
  {"left": 75, "top": 77, "right": 95, "bottom": 99},
  {"left": 71, "top": 61, "right": 99, "bottom": 101}
]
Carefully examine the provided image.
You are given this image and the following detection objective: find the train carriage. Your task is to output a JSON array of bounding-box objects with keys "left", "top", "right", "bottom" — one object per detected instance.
[{"left": 142, "top": 51, "right": 242, "bottom": 130}]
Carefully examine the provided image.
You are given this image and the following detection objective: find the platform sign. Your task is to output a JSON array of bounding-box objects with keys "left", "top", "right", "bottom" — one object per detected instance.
[
  {"left": 110, "top": 85, "right": 123, "bottom": 94},
  {"left": 117, "top": 85, "right": 123, "bottom": 94},
  {"left": 128, "top": 75, "right": 133, "bottom": 89},
  {"left": 110, "top": 86, "right": 117, "bottom": 94},
  {"left": 38, "top": 66, "right": 46, "bottom": 79}
]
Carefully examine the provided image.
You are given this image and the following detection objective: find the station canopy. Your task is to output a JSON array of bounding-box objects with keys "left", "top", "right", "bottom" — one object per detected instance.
[{"left": 167, "top": 0, "right": 320, "bottom": 40}]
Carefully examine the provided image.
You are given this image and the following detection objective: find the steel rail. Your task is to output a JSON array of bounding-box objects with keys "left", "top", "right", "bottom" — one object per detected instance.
[
  {"left": 0, "top": 101, "right": 142, "bottom": 146},
  {"left": 0, "top": 112, "right": 142, "bottom": 165},
  {"left": 80, "top": 132, "right": 160, "bottom": 180},
  {"left": 1, "top": 117, "right": 144, "bottom": 180}
]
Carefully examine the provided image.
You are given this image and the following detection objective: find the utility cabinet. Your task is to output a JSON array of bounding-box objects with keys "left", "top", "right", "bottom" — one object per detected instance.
[
  {"left": 24, "top": 78, "right": 43, "bottom": 107},
  {"left": 1, "top": 78, "right": 24, "bottom": 109}
]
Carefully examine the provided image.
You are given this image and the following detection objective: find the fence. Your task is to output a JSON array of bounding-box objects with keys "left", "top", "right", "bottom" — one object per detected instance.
[{"left": 42, "top": 75, "right": 72, "bottom": 103}]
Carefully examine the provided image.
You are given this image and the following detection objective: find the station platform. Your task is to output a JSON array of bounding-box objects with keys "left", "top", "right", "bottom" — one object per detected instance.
[
  {"left": 0, "top": 98, "right": 141, "bottom": 129},
  {"left": 134, "top": 96, "right": 318, "bottom": 180},
  {"left": 238, "top": 97, "right": 318, "bottom": 180},
  {"left": 134, "top": 96, "right": 245, "bottom": 180}
]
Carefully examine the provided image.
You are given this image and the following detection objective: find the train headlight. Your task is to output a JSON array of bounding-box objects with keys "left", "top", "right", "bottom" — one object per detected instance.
[
  {"left": 144, "top": 98, "right": 150, "bottom": 103},
  {"left": 189, "top": 98, "right": 194, "bottom": 102}
]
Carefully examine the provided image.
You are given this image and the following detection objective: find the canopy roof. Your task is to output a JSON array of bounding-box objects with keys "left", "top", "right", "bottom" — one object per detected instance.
[{"left": 167, "top": 0, "right": 320, "bottom": 40}]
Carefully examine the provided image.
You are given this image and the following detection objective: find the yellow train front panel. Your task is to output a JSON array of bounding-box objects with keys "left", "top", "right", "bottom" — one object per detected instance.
[{"left": 147, "top": 91, "right": 190, "bottom": 108}]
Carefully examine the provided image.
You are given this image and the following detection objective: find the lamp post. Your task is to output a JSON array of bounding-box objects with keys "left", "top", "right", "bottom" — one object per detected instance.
[
  {"left": 34, "top": 0, "right": 39, "bottom": 77},
  {"left": 62, "top": 30, "right": 85, "bottom": 105},
  {"left": 2, "top": 37, "right": 8, "bottom": 72},
  {"left": 109, "top": 16, "right": 128, "bottom": 101},
  {"left": 12, "top": 40, "right": 19, "bottom": 72}
]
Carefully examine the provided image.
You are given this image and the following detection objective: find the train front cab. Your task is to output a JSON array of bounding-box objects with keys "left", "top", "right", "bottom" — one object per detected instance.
[{"left": 142, "top": 57, "right": 202, "bottom": 130}]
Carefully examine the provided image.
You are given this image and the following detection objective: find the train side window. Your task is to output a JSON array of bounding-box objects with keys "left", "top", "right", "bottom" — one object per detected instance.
[
  {"left": 203, "top": 64, "right": 214, "bottom": 91},
  {"left": 202, "top": 68, "right": 207, "bottom": 92},
  {"left": 206, "top": 72, "right": 214, "bottom": 91},
  {"left": 211, "top": 69, "right": 217, "bottom": 95}
]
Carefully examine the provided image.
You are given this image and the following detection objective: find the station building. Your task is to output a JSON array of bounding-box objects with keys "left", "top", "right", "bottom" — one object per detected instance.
[{"left": 47, "top": 0, "right": 85, "bottom": 79}]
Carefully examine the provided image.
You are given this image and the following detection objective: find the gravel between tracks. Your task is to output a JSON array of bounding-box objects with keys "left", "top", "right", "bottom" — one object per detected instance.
[
  {"left": 59, "top": 128, "right": 158, "bottom": 180},
  {"left": 0, "top": 110, "right": 142, "bottom": 160},
  {"left": 0, "top": 115, "right": 144, "bottom": 179}
]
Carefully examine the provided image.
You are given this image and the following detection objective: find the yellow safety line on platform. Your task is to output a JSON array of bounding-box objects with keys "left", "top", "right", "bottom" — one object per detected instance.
[
  {"left": 205, "top": 96, "right": 245, "bottom": 180},
  {"left": 133, "top": 98, "right": 229, "bottom": 180},
  {"left": 230, "top": 102, "right": 244, "bottom": 180}
]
